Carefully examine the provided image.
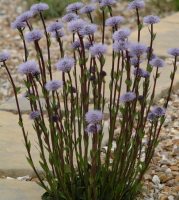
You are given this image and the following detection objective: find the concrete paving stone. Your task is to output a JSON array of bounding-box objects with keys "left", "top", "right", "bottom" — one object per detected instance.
[
  {"left": 130, "top": 12, "right": 179, "bottom": 58},
  {"left": 0, "top": 179, "right": 44, "bottom": 200},
  {"left": 0, "top": 111, "right": 42, "bottom": 177},
  {"left": 0, "top": 96, "right": 45, "bottom": 114},
  {"left": 0, "top": 111, "right": 109, "bottom": 177}
]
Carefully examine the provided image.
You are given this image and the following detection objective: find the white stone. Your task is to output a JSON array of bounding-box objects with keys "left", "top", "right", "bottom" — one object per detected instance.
[
  {"left": 173, "top": 145, "right": 179, "bottom": 154},
  {"left": 152, "top": 175, "right": 160, "bottom": 185},
  {"left": 168, "top": 196, "right": 174, "bottom": 200},
  {"left": 165, "top": 168, "right": 172, "bottom": 174},
  {"left": 17, "top": 175, "right": 31, "bottom": 181},
  {"left": 6, "top": 177, "right": 15, "bottom": 180}
]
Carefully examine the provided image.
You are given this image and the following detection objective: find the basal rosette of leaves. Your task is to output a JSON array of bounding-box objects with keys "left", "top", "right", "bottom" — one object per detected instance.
[{"left": 1, "top": 0, "right": 179, "bottom": 199}]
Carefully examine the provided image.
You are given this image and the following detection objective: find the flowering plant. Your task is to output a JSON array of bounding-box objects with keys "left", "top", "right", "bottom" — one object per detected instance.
[{"left": 1, "top": 0, "right": 179, "bottom": 199}]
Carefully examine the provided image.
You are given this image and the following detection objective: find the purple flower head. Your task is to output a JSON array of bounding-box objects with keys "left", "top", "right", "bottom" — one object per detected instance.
[
  {"left": 113, "top": 28, "right": 131, "bottom": 41},
  {"left": 143, "top": 15, "right": 160, "bottom": 25},
  {"left": 147, "top": 112, "right": 156, "bottom": 121},
  {"left": 16, "top": 10, "right": 34, "bottom": 22},
  {"left": 150, "top": 57, "right": 165, "bottom": 68},
  {"left": 52, "top": 115, "right": 59, "bottom": 122},
  {"left": 67, "top": 19, "right": 87, "bottom": 33},
  {"left": 62, "top": 13, "right": 79, "bottom": 22},
  {"left": 129, "top": 42, "right": 147, "bottom": 57},
  {"left": 47, "top": 21, "right": 63, "bottom": 33},
  {"left": 11, "top": 18, "right": 26, "bottom": 29},
  {"left": 151, "top": 106, "right": 166, "bottom": 117},
  {"left": 128, "top": 0, "right": 145, "bottom": 10},
  {"left": 113, "top": 41, "right": 129, "bottom": 52},
  {"left": 100, "top": 70, "right": 107, "bottom": 77},
  {"left": 100, "top": 0, "right": 116, "bottom": 7},
  {"left": 150, "top": 54, "right": 157, "bottom": 60},
  {"left": 30, "top": 3, "right": 49, "bottom": 14},
  {"left": 70, "top": 86, "right": 77, "bottom": 93},
  {"left": 168, "top": 48, "right": 179, "bottom": 57},
  {"left": 80, "top": 4, "right": 96, "bottom": 14},
  {"left": 146, "top": 46, "right": 153, "bottom": 54},
  {"left": 56, "top": 57, "right": 75, "bottom": 73},
  {"left": 85, "top": 123, "right": 101, "bottom": 135},
  {"left": 51, "top": 29, "right": 65, "bottom": 38},
  {"left": 79, "top": 24, "right": 97, "bottom": 36},
  {"left": 138, "top": 95, "right": 144, "bottom": 101},
  {"left": 106, "top": 16, "right": 124, "bottom": 27},
  {"left": 85, "top": 110, "right": 103, "bottom": 124},
  {"left": 133, "top": 68, "right": 150, "bottom": 78},
  {"left": 84, "top": 41, "right": 93, "bottom": 50},
  {"left": 29, "top": 110, "right": 40, "bottom": 120},
  {"left": 0, "top": 51, "right": 10, "bottom": 62},
  {"left": 25, "top": 29, "right": 43, "bottom": 43},
  {"left": 45, "top": 80, "right": 63, "bottom": 91},
  {"left": 120, "top": 92, "right": 136, "bottom": 103},
  {"left": 71, "top": 40, "right": 81, "bottom": 49},
  {"left": 66, "top": 2, "right": 84, "bottom": 13},
  {"left": 130, "top": 57, "right": 143, "bottom": 66},
  {"left": 18, "top": 60, "right": 40, "bottom": 75},
  {"left": 90, "top": 43, "right": 107, "bottom": 57}
]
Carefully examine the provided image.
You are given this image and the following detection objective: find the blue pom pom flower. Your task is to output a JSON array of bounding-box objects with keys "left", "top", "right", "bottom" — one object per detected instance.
[
  {"left": 25, "top": 29, "right": 43, "bottom": 43},
  {"left": 120, "top": 92, "right": 136, "bottom": 103},
  {"left": 56, "top": 57, "right": 75, "bottom": 73},
  {"left": 85, "top": 110, "right": 103, "bottom": 124},
  {"left": 45, "top": 80, "right": 63, "bottom": 92}
]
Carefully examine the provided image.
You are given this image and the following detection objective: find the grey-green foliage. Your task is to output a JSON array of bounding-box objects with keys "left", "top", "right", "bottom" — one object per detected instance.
[
  {"left": 27, "top": 0, "right": 82, "bottom": 18},
  {"left": 173, "top": 0, "right": 179, "bottom": 10},
  {"left": 148, "top": 0, "right": 179, "bottom": 12}
]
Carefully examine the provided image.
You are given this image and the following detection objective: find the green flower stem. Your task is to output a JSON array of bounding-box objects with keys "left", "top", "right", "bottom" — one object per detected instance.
[
  {"left": 164, "top": 55, "right": 177, "bottom": 108},
  {"left": 34, "top": 41, "right": 47, "bottom": 84},
  {"left": 105, "top": 51, "right": 124, "bottom": 169},
  {"left": 77, "top": 33, "right": 89, "bottom": 172},
  {"left": 143, "top": 67, "right": 159, "bottom": 127},
  {"left": 88, "top": 13, "right": 93, "bottom": 23},
  {"left": 55, "top": 30, "right": 64, "bottom": 58},
  {"left": 39, "top": 12, "right": 52, "bottom": 80},
  {"left": 26, "top": 21, "right": 33, "bottom": 31},
  {"left": 91, "top": 127, "right": 98, "bottom": 200},
  {"left": 125, "top": 51, "right": 131, "bottom": 92},
  {"left": 68, "top": 72, "right": 75, "bottom": 172},
  {"left": 19, "top": 29, "right": 29, "bottom": 61},
  {"left": 147, "top": 24, "right": 154, "bottom": 64},
  {"left": 136, "top": 8, "right": 141, "bottom": 42},
  {"left": 112, "top": 53, "right": 121, "bottom": 107},
  {"left": 27, "top": 77, "right": 54, "bottom": 174},
  {"left": 102, "top": 9, "right": 105, "bottom": 44},
  {"left": 108, "top": 6, "right": 113, "bottom": 17},
  {"left": 72, "top": 33, "right": 82, "bottom": 157}
]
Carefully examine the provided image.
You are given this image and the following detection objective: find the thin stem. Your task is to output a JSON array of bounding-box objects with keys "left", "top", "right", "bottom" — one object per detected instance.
[
  {"left": 39, "top": 12, "right": 52, "bottom": 80},
  {"left": 136, "top": 8, "right": 141, "bottom": 42}
]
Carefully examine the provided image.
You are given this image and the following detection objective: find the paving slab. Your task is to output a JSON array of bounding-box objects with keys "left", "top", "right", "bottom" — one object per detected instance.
[
  {"left": 129, "top": 12, "right": 179, "bottom": 99},
  {"left": 0, "top": 111, "right": 42, "bottom": 177},
  {"left": 0, "top": 96, "right": 45, "bottom": 114},
  {"left": 130, "top": 12, "right": 179, "bottom": 58},
  {"left": 0, "top": 110, "right": 109, "bottom": 177},
  {"left": 0, "top": 179, "right": 44, "bottom": 200}
]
